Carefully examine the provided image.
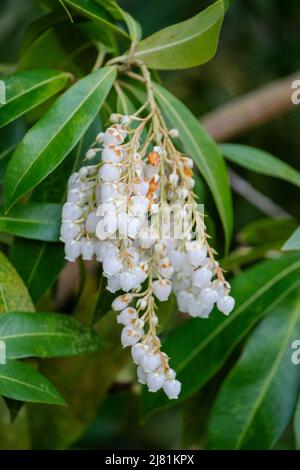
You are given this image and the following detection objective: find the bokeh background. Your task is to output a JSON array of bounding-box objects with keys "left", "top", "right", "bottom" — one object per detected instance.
[{"left": 0, "top": 0, "right": 300, "bottom": 449}]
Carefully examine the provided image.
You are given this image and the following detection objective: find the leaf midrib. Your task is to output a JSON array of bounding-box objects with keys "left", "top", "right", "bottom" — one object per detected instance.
[
  {"left": 176, "top": 259, "right": 300, "bottom": 372},
  {"left": 5, "top": 72, "right": 68, "bottom": 105},
  {"left": 0, "top": 331, "right": 73, "bottom": 340},
  {"left": 135, "top": 12, "right": 221, "bottom": 58},
  {"left": 0, "top": 371, "right": 60, "bottom": 399},
  {"left": 234, "top": 295, "right": 300, "bottom": 449},
  {"left": 9, "top": 67, "right": 113, "bottom": 204}
]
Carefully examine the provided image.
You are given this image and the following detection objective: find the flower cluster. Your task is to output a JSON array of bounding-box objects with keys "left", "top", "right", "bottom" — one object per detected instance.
[{"left": 60, "top": 104, "right": 234, "bottom": 400}]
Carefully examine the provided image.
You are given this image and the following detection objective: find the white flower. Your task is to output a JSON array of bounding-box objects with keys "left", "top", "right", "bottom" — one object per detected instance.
[
  {"left": 81, "top": 239, "right": 95, "bottom": 261},
  {"left": 86, "top": 211, "right": 99, "bottom": 234},
  {"left": 157, "top": 257, "right": 174, "bottom": 279},
  {"left": 60, "top": 221, "right": 81, "bottom": 242},
  {"left": 133, "top": 177, "right": 149, "bottom": 196},
  {"left": 192, "top": 267, "right": 212, "bottom": 288},
  {"left": 64, "top": 240, "right": 81, "bottom": 262},
  {"left": 106, "top": 275, "right": 121, "bottom": 293},
  {"left": 62, "top": 202, "right": 83, "bottom": 221},
  {"left": 169, "top": 128, "right": 179, "bottom": 138},
  {"left": 103, "top": 255, "right": 123, "bottom": 277},
  {"left": 99, "top": 163, "right": 121, "bottom": 182},
  {"left": 147, "top": 372, "right": 165, "bottom": 392},
  {"left": 116, "top": 306, "right": 138, "bottom": 326},
  {"left": 137, "top": 365, "right": 147, "bottom": 384},
  {"left": 102, "top": 146, "right": 123, "bottom": 163},
  {"left": 121, "top": 326, "right": 143, "bottom": 347},
  {"left": 140, "top": 352, "right": 161, "bottom": 372},
  {"left": 131, "top": 343, "right": 148, "bottom": 365},
  {"left": 119, "top": 271, "right": 138, "bottom": 292},
  {"left": 163, "top": 379, "right": 181, "bottom": 399},
  {"left": 200, "top": 287, "right": 218, "bottom": 305},
  {"left": 112, "top": 294, "right": 133, "bottom": 311},
  {"left": 217, "top": 295, "right": 235, "bottom": 316},
  {"left": 186, "top": 242, "right": 207, "bottom": 267},
  {"left": 153, "top": 279, "right": 172, "bottom": 302},
  {"left": 103, "top": 128, "right": 124, "bottom": 146},
  {"left": 86, "top": 148, "right": 97, "bottom": 160}
]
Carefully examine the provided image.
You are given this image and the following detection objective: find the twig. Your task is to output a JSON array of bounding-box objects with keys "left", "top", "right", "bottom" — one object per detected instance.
[
  {"left": 229, "top": 169, "right": 290, "bottom": 218},
  {"left": 201, "top": 71, "right": 300, "bottom": 142}
]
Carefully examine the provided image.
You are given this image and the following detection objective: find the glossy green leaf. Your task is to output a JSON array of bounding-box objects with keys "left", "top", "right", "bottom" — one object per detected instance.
[
  {"left": 207, "top": 293, "right": 300, "bottom": 449},
  {"left": 0, "top": 312, "right": 102, "bottom": 359},
  {"left": 0, "top": 203, "right": 61, "bottom": 242},
  {"left": 294, "top": 395, "right": 300, "bottom": 449},
  {"left": 132, "top": 0, "right": 227, "bottom": 69},
  {"left": 0, "top": 251, "right": 34, "bottom": 313},
  {"left": 154, "top": 82, "right": 233, "bottom": 249},
  {"left": 10, "top": 241, "right": 65, "bottom": 303},
  {"left": 0, "top": 360, "right": 65, "bottom": 405},
  {"left": 5, "top": 66, "right": 116, "bottom": 210},
  {"left": 116, "top": 87, "right": 136, "bottom": 115},
  {"left": 0, "top": 70, "right": 71, "bottom": 129},
  {"left": 10, "top": 118, "right": 102, "bottom": 303},
  {"left": 238, "top": 218, "right": 298, "bottom": 246},
  {"left": 28, "top": 312, "right": 130, "bottom": 449},
  {"left": 63, "top": 0, "right": 129, "bottom": 39},
  {"left": 19, "top": 27, "right": 90, "bottom": 76},
  {"left": 118, "top": 8, "right": 142, "bottom": 42},
  {"left": 282, "top": 227, "right": 300, "bottom": 252},
  {"left": 220, "top": 143, "right": 300, "bottom": 188},
  {"left": 141, "top": 253, "right": 300, "bottom": 419}
]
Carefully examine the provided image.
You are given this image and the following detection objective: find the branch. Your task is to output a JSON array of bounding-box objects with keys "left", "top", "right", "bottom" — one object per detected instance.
[
  {"left": 229, "top": 169, "right": 290, "bottom": 218},
  {"left": 201, "top": 71, "right": 300, "bottom": 142}
]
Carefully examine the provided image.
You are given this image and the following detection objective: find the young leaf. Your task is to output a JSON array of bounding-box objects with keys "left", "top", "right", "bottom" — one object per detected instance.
[
  {"left": 207, "top": 293, "right": 300, "bottom": 449},
  {"left": 154, "top": 82, "right": 233, "bottom": 249},
  {"left": 0, "top": 203, "right": 61, "bottom": 242},
  {"left": 0, "top": 360, "right": 65, "bottom": 405},
  {"left": 0, "top": 251, "right": 34, "bottom": 313},
  {"left": 0, "top": 70, "right": 71, "bottom": 128},
  {"left": 5, "top": 66, "right": 116, "bottom": 211},
  {"left": 282, "top": 227, "right": 300, "bottom": 252},
  {"left": 132, "top": 0, "right": 228, "bottom": 69},
  {"left": 141, "top": 253, "right": 300, "bottom": 419},
  {"left": 294, "top": 395, "right": 300, "bottom": 450},
  {"left": 220, "top": 143, "right": 300, "bottom": 188},
  {"left": 0, "top": 312, "right": 102, "bottom": 359},
  {"left": 118, "top": 8, "right": 142, "bottom": 43},
  {"left": 63, "top": 0, "right": 129, "bottom": 39}
]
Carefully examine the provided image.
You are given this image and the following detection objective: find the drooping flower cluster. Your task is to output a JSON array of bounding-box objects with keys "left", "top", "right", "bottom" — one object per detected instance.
[{"left": 60, "top": 104, "right": 234, "bottom": 400}]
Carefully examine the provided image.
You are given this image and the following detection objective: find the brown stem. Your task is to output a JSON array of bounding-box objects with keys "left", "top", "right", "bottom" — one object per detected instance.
[{"left": 201, "top": 71, "right": 300, "bottom": 142}]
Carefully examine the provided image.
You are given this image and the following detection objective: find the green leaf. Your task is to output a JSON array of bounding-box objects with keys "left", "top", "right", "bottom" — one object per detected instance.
[
  {"left": 118, "top": 8, "right": 142, "bottom": 43},
  {"left": 0, "top": 203, "right": 61, "bottom": 242},
  {"left": 141, "top": 253, "right": 300, "bottom": 419},
  {"left": 0, "top": 312, "right": 102, "bottom": 359},
  {"left": 207, "top": 293, "right": 300, "bottom": 449},
  {"left": 28, "top": 312, "right": 130, "bottom": 449},
  {"left": 133, "top": 0, "right": 227, "bottom": 69},
  {"left": 0, "top": 360, "right": 65, "bottom": 405},
  {"left": 116, "top": 87, "right": 136, "bottom": 116},
  {"left": 5, "top": 66, "right": 116, "bottom": 210},
  {"left": 0, "top": 70, "right": 71, "bottom": 129},
  {"left": 294, "top": 395, "right": 300, "bottom": 449},
  {"left": 10, "top": 241, "right": 65, "bottom": 303},
  {"left": 63, "top": 0, "right": 129, "bottom": 39},
  {"left": 0, "top": 251, "right": 34, "bottom": 313},
  {"left": 282, "top": 227, "right": 300, "bottom": 252},
  {"left": 154, "top": 82, "right": 233, "bottom": 249},
  {"left": 10, "top": 118, "right": 102, "bottom": 303},
  {"left": 220, "top": 143, "right": 300, "bottom": 188},
  {"left": 238, "top": 218, "right": 298, "bottom": 246}
]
